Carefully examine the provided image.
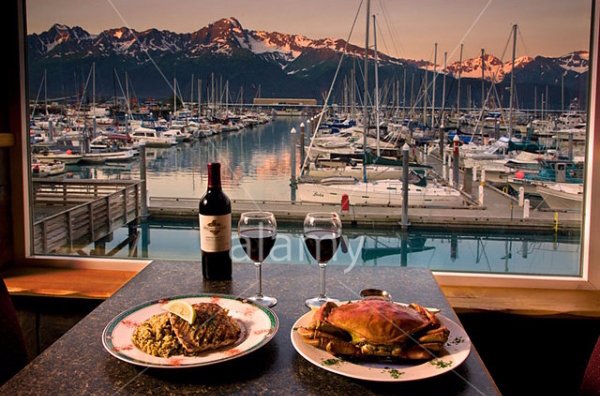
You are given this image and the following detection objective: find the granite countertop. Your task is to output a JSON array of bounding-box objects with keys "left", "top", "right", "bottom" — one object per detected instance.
[{"left": 1, "top": 261, "right": 500, "bottom": 395}]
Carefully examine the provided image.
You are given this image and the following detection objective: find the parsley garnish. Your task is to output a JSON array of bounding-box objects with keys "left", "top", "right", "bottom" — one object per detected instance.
[
  {"left": 322, "top": 358, "right": 342, "bottom": 366},
  {"left": 430, "top": 359, "right": 453, "bottom": 369}
]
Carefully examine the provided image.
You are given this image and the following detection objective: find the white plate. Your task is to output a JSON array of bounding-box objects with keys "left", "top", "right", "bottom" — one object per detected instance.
[
  {"left": 102, "top": 294, "right": 279, "bottom": 368},
  {"left": 290, "top": 304, "right": 471, "bottom": 382}
]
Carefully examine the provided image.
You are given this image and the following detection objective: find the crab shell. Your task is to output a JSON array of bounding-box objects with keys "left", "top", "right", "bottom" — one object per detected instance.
[{"left": 298, "top": 299, "right": 449, "bottom": 360}]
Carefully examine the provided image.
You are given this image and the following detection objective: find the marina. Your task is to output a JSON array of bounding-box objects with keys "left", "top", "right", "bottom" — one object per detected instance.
[{"left": 2, "top": 2, "right": 600, "bottom": 396}]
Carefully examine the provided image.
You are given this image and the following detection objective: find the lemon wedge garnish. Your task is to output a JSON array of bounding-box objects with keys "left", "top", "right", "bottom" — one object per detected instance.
[{"left": 164, "top": 301, "right": 196, "bottom": 324}]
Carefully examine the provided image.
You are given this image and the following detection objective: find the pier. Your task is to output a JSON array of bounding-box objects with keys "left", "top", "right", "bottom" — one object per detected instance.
[
  {"left": 32, "top": 179, "right": 144, "bottom": 254},
  {"left": 148, "top": 191, "right": 580, "bottom": 232}
]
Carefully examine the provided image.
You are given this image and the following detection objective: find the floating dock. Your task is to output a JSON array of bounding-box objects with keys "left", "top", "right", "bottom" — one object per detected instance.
[{"left": 148, "top": 187, "right": 581, "bottom": 232}]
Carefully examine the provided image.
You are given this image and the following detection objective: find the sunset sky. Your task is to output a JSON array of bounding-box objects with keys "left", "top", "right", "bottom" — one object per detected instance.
[{"left": 26, "top": 0, "right": 592, "bottom": 62}]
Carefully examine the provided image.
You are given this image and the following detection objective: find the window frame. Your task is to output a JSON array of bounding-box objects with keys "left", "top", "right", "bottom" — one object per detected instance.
[{"left": 10, "top": 0, "right": 599, "bottom": 289}]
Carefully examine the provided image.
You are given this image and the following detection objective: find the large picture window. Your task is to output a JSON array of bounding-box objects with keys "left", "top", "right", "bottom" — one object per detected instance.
[{"left": 20, "top": 0, "right": 599, "bottom": 287}]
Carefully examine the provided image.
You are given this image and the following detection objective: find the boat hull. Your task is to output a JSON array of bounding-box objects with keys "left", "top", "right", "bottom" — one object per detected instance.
[{"left": 297, "top": 179, "right": 464, "bottom": 207}]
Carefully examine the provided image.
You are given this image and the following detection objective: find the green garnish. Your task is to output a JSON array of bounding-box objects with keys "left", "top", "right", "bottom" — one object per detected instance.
[
  {"left": 430, "top": 359, "right": 453, "bottom": 369},
  {"left": 322, "top": 358, "right": 342, "bottom": 366},
  {"left": 387, "top": 368, "right": 404, "bottom": 378}
]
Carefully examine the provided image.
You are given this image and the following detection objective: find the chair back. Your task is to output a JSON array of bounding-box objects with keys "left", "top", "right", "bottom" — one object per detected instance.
[{"left": 580, "top": 336, "right": 600, "bottom": 396}]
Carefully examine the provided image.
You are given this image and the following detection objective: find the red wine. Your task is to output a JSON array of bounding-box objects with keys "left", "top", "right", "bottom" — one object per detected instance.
[
  {"left": 199, "top": 163, "right": 232, "bottom": 280},
  {"left": 239, "top": 228, "right": 276, "bottom": 262},
  {"left": 304, "top": 230, "right": 341, "bottom": 263}
]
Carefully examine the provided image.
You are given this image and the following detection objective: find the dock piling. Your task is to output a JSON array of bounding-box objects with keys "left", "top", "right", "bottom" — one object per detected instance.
[
  {"left": 401, "top": 143, "right": 410, "bottom": 230},
  {"left": 523, "top": 199, "right": 530, "bottom": 219},
  {"left": 290, "top": 127, "right": 297, "bottom": 202},
  {"left": 568, "top": 132, "right": 574, "bottom": 161},
  {"left": 452, "top": 135, "right": 460, "bottom": 189},
  {"left": 300, "top": 122, "right": 305, "bottom": 167},
  {"left": 442, "top": 150, "right": 448, "bottom": 180},
  {"left": 139, "top": 142, "right": 148, "bottom": 220},
  {"left": 479, "top": 184, "right": 485, "bottom": 206},
  {"left": 463, "top": 168, "right": 473, "bottom": 193},
  {"left": 48, "top": 120, "right": 54, "bottom": 143},
  {"left": 519, "top": 187, "right": 525, "bottom": 207}
]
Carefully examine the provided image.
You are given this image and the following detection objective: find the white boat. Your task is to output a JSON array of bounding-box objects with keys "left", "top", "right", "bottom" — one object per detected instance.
[
  {"left": 303, "top": 163, "right": 404, "bottom": 181},
  {"left": 35, "top": 150, "right": 82, "bottom": 165},
  {"left": 297, "top": 177, "right": 464, "bottom": 207},
  {"left": 81, "top": 149, "right": 136, "bottom": 164},
  {"left": 31, "top": 160, "right": 66, "bottom": 177},
  {"left": 131, "top": 128, "right": 177, "bottom": 147},
  {"left": 537, "top": 183, "right": 583, "bottom": 211},
  {"left": 162, "top": 128, "right": 191, "bottom": 143}
]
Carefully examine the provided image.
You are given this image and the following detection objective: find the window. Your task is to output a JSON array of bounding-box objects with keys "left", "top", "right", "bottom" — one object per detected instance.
[{"left": 11, "top": 0, "right": 599, "bottom": 289}]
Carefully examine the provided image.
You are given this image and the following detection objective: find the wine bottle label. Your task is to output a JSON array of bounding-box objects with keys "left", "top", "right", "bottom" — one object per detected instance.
[{"left": 200, "top": 214, "right": 232, "bottom": 252}]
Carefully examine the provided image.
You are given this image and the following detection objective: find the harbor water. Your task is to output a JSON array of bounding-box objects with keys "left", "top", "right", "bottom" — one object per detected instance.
[
  {"left": 73, "top": 117, "right": 300, "bottom": 200},
  {"left": 66, "top": 117, "right": 581, "bottom": 277},
  {"left": 91, "top": 220, "right": 580, "bottom": 277}
]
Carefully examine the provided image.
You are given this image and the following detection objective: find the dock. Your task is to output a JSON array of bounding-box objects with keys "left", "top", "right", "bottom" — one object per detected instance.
[
  {"left": 148, "top": 188, "right": 580, "bottom": 231},
  {"left": 32, "top": 179, "right": 144, "bottom": 254}
]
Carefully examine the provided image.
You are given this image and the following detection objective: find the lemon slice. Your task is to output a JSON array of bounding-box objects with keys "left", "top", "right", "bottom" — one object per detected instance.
[{"left": 164, "top": 300, "right": 196, "bottom": 324}]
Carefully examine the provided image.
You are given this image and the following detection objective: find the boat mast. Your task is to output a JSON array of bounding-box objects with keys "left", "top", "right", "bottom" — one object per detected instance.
[
  {"left": 173, "top": 77, "right": 177, "bottom": 117},
  {"left": 422, "top": 68, "right": 428, "bottom": 125},
  {"left": 457, "top": 43, "right": 463, "bottom": 116},
  {"left": 92, "top": 62, "right": 95, "bottom": 117},
  {"left": 441, "top": 51, "right": 447, "bottom": 123},
  {"left": 191, "top": 73, "right": 194, "bottom": 105},
  {"left": 373, "top": 14, "right": 380, "bottom": 157},
  {"left": 508, "top": 24, "right": 517, "bottom": 139},
  {"left": 44, "top": 69, "right": 48, "bottom": 116},
  {"left": 431, "top": 42, "right": 437, "bottom": 128},
  {"left": 125, "top": 71, "right": 130, "bottom": 132},
  {"left": 92, "top": 62, "right": 96, "bottom": 137},
  {"left": 481, "top": 48, "right": 485, "bottom": 112},
  {"left": 198, "top": 78, "right": 202, "bottom": 118},
  {"left": 402, "top": 67, "right": 407, "bottom": 118},
  {"left": 362, "top": 0, "right": 370, "bottom": 182}
]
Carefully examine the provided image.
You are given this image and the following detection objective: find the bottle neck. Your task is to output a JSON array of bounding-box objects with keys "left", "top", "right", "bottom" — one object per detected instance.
[{"left": 207, "top": 163, "right": 222, "bottom": 190}]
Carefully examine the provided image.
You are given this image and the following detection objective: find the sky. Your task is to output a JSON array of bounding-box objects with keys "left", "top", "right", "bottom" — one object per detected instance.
[{"left": 26, "top": 0, "right": 593, "bottom": 62}]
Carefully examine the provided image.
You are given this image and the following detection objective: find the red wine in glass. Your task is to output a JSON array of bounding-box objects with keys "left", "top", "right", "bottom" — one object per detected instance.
[
  {"left": 239, "top": 228, "right": 276, "bottom": 263},
  {"left": 238, "top": 212, "right": 278, "bottom": 307},
  {"left": 304, "top": 230, "right": 341, "bottom": 263},
  {"left": 303, "top": 212, "right": 342, "bottom": 309}
]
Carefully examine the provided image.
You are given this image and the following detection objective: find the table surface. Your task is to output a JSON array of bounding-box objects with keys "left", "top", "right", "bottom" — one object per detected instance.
[{"left": 2, "top": 261, "right": 500, "bottom": 395}]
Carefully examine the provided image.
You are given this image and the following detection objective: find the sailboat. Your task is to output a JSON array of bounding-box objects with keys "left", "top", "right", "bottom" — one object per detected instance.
[{"left": 297, "top": 2, "right": 464, "bottom": 208}]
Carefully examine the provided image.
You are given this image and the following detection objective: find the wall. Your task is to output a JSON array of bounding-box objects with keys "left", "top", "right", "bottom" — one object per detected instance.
[{"left": 0, "top": 149, "right": 12, "bottom": 268}]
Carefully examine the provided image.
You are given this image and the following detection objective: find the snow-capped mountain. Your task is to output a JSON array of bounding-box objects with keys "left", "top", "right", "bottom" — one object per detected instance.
[
  {"left": 434, "top": 54, "right": 533, "bottom": 82},
  {"left": 27, "top": 18, "right": 589, "bottom": 108},
  {"left": 29, "top": 18, "right": 401, "bottom": 68}
]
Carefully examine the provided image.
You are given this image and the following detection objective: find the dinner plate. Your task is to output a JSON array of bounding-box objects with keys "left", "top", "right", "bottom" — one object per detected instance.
[
  {"left": 102, "top": 294, "right": 279, "bottom": 368},
  {"left": 290, "top": 303, "right": 471, "bottom": 382}
]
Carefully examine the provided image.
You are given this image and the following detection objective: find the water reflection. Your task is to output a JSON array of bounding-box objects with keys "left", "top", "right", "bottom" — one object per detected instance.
[
  {"left": 89, "top": 221, "right": 581, "bottom": 277},
  {"left": 66, "top": 117, "right": 299, "bottom": 200}
]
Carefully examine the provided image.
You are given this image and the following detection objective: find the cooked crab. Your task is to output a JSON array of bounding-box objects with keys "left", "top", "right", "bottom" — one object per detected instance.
[{"left": 297, "top": 299, "right": 449, "bottom": 360}]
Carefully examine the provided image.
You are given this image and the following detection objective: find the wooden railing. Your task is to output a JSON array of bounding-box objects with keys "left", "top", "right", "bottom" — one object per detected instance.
[{"left": 32, "top": 179, "right": 143, "bottom": 254}]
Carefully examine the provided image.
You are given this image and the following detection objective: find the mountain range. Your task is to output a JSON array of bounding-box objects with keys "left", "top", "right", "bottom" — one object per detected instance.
[{"left": 27, "top": 17, "right": 589, "bottom": 110}]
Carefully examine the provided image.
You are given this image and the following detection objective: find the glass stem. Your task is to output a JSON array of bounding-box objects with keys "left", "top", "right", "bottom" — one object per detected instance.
[
  {"left": 319, "top": 264, "right": 327, "bottom": 299},
  {"left": 255, "top": 262, "right": 263, "bottom": 297}
]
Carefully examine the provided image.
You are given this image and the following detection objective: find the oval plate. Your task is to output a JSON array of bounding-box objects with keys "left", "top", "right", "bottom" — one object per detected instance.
[
  {"left": 102, "top": 294, "right": 279, "bottom": 368},
  {"left": 290, "top": 304, "right": 471, "bottom": 382}
]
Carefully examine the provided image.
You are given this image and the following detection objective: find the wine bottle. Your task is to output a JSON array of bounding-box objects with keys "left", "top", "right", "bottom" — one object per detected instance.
[{"left": 199, "top": 162, "right": 232, "bottom": 280}]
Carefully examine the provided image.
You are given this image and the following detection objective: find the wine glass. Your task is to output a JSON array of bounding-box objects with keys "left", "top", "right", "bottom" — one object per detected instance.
[
  {"left": 238, "top": 212, "right": 278, "bottom": 307},
  {"left": 303, "top": 212, "right": 342, "bottom": 309}
]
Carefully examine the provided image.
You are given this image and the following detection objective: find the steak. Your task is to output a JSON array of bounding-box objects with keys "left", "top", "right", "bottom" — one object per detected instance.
[{"left": 169, "top": 303, "right": 242, "bottom": 354}]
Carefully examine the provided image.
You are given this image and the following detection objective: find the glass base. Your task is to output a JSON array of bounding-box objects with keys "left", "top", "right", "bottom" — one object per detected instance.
[
  {"left": 248, "top": 294, "right": 278, "bottom": 308},
  {"left": 304, "top": 296, "right": 340, "bottom": 310}
]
